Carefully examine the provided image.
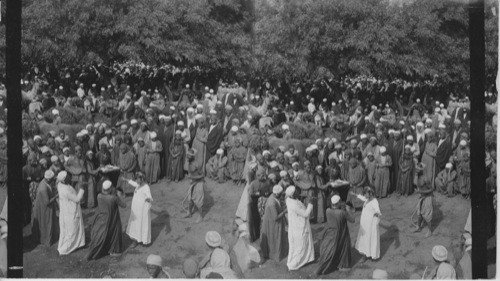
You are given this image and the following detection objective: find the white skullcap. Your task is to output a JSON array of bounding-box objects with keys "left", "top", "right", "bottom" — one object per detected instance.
[
  {"left": 407, "top": 135, "right": 413, "bottom": 141},
  {"left": 76, "top": 132, "right": 83, "bottom": 138},
  {"left": 460, "top": 140, "right": 467, "bottom": 146},
  {"left": 310, "top": 144, "right": 318, "bottom": 150},
  {"left": 285, "top": 186, "right": 296, "bottom": 196},
  {"left": 279, "top": 170, "right": 288, "bottom": 177},
  {"left": 331, "top": 195, "right": 341, "bottom": 205},
  {"left": 269, "top": 161, "right": 278, "bottom": 168},
  {"left": 44, "top": 170, "right": 55, "bottom": 180},
  {"left": 187, "top": 107, "right": 194, "bottom": 113},
  {"left": 399, "top": 120, "right": 405, "bottom": 125},
  {"left": 440, "top": 103, "right": 444, "bottom": 108},
  {"left": 324, "top": 137, "right": 331, "bottom": 143},
  {"left": 360, "top": 134, "right": 367, "bottom": 139},
  {"left": 102, "top": 180, "right": 112, "bottom": 190},
  {"left": 282, "top": 124, "right": 289, "bottom": 130},
  {"left": 210, "top": 109, "right": 217, "bottom": 115},
  {"left": 197, "top": 103, "right": 204, "bottom": 108},
  {"left": 216, "top": 149, "right": 223, "bottom": 155},
  {"left": 426, "top": 118, "right": 432, "bottom": 123},
  {"left": 438, "top": 124, "right": 446, "bottom": 129},
  {"left": 416, "top": 98, "right": 421, "bottom": 103},
  {"left": 315, "top": 138, "right": 322, "bottom": 144},
  {"left": 57, "top": 171, "right": 68, "bottom": 182},
  {"left": 380, "top": 146, "right": 386, "bottom": 153},
  {"left": 445, "top": 163, "right": 453, "bottom": 169},
  {"left": 292, "top": 162, "right": 299, "bottom": 168},
  {"left": 52, "top": 109, "right": 59, "bottom": 115},
  {"left": 81, "top": 129, "right": 88, "bottom": 135},
  {"left": 177, "top": 121, "right": 184, "bottom": 126},
  {"left": 416, "top": 122, "right": 424, "bottom": 127},
  {"left": 388, "top": 129, "right": 395, "bottom": 134},
  {"left": 94, "top": 122, "right": 101, "bottom": 128},
  {"left": 273, "top": 185, "right": 283, "bottom": 194},
  {"left": 146, "top": 254, "right": 162, "bottom": 267},
  {"left": 34, "top": 135, "right": 41, "bottom": 141},
  {"left": 50, "top": 155, "right": 58, "bottom": 162},
  {"left": 435, "top": 107, "right": 441, "bottom": 113},
  {"left": 62, "top": 147, "right": 70, "bottom": 152},
  {"left": 305, "top": 147, "right": 313, "bottom": 153},
  {"left": 231, "top": 126, "right": 238, "bottom": 132},
  {"left": 130, "top": 119, "right": 138, "bottom": 125},
  {"left": 86, "top": 124, "right": 92, "bottom": 129},
  {"left": 150, "top": 132, "right": 157, "bottom": 139},
  {"left": 262, "top": 150, "right": 270, "bottom": 156},
  {"left": 209, "top": 89, "right": 214, "bottom": 94}
]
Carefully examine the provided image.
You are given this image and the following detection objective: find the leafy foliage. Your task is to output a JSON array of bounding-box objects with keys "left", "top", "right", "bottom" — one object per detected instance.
[{"left": 3, "top": 0, "right": 498, "bottom": 85}]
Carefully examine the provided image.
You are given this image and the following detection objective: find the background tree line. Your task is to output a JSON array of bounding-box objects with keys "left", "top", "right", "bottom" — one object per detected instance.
[{"left": 0, "top": 0, "right": 497, "bottom": 86}]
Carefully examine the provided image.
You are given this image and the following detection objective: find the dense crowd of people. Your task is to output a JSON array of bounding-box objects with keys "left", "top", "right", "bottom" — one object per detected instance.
[{"left": 0, "top": 62, "right": 496, "bottom": 278}]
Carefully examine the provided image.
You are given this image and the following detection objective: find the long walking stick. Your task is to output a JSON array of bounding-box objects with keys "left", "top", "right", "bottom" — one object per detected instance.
[{"left": 421, "top": 266, "right": 428, "bottom": 279}]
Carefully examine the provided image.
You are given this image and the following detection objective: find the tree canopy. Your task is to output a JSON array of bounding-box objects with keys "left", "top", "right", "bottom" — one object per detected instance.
[{"left": 2, "top": 0, "right": 498, "bottom": 85}]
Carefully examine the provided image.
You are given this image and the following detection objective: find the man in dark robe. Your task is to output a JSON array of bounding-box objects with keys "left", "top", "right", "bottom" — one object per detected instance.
[
  {"left": 22, "top": 153, "right": 43, "bottom": 225},
  {"left": 260, "top": 185, "right": 288, "bottom": 262},
  {"left": 31, "top": 170, "right": 59, "bottom": 246},
  {"left": 435, "top": 125, "right": 452, "bottom": 174},
  {"left": 205, "top": 111, "right": 224, "bottom": 163},
  {"left": 294, "top": 160, "right": 317, "bottom": 222},
  {"left": 314, "top": 195, "right": 355, "bottom": 276},
  {"left": 86, "top": 180, "right": 127, "bottom": 260},
  {"left": 163, "top": 117, "right": 175, "bottom": 180},
  {"left": 248, "top": 169, "right": 271, "bottom": 242},
  {"left": 388, "top": 131, "right": 404, "bottom": 194},
  {"left": 117, "top": 144, "right": 137, "bottom": 193}
]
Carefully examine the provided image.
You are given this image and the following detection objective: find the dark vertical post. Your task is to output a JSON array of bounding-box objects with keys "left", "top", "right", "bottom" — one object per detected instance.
[
  {"left": 469, "top": 0, "right": 487, "bottom": 279},
  {"left": 6, "top": 0, "right": 23, "bottom": 278}
]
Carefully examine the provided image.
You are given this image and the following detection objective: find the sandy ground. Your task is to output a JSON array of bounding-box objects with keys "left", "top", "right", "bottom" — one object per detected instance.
[{"left": 19, "top": 178, "right": 495, "bottom": 279}]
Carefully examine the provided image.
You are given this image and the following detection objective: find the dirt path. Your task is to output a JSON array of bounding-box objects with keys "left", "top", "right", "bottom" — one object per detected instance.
[{"left": 23, "top": 178, "right": 494, "bottom": 278}]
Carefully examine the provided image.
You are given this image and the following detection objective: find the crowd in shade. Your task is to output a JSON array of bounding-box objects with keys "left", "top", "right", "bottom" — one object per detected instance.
[{"left": 0, "top": 62, "right": 496, "bottom": 278}]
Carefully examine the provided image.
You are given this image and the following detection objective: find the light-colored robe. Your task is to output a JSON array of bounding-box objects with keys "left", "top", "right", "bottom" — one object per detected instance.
[
  {"left": 126, "top": 180, "right": 152, "bottom": 244},
  {"left": 355, "top": 195, "right": 380, "bottom": 259},
  {"left": 57, "top": 182, "right": 85, "bottom": 255},
  {"left": 286, "top": 198, "right": 314, "bottom": 270}
]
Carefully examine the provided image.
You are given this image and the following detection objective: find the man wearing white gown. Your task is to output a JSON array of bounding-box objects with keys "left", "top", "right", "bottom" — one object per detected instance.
[
  {"left": 126, "top": 171, "right": 153, "bottom": 247},
  {"left": 57, "top": 171, "right": 85, "bottom": 255},
  {"left": 352, "top": 187, "right": 381, "bottom": 262},
  {"left": 285, "top": 185, "right": 315, "bottom": 270}
]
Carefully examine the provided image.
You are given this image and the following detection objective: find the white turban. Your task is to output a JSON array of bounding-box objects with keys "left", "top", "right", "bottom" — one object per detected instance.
[
  {"left": 273, "top": 185, "right": 283, "bottom": 195},
  {"left": 445, "top": 163, "right": 453, "bottom": 169},
  {"left": 52, "top": 109, "right": 59, "bottom": 115},
  {"left": 150, "top": 132, "right": 157, "bottom": 139},
  {"left": 285, "top": 186, "right": 296, "bottom": 197},
  {"left": 44, "top": 170, "right": 55, "bottom": 180},
  {"left": 57, "top": 171, "right": 68, "bottom": 182},
  {"left": 331, "top": 195, "right": 341, "bottom": 205},
  {"left": 279, "top": 170, "right": 288, "bottom": 177}
]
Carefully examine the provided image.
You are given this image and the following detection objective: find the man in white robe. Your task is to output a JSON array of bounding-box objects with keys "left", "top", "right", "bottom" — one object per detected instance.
[
  {"left": 126, "top": 172, "right": 153, "bottom": 246},
  {"left": 285, "top": 186, "right": 315, "bottom": 270},
  {"left": 353, "top": 187, "right": 381, "bottom": 262}
]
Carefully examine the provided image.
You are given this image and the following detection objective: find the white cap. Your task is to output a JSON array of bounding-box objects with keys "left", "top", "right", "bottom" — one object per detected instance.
[
  {"left": 360, "top": 134, "right": 367, "bottom": 139},
  {"left": 282, "top": 124, "right": 289, "bottom": 130},
  {"left": 231, "top": 126, "right": 238, "bottom": 132},
  {"left": 331, "top": 195, "right": 341, "bottom": 205},
  {"left": 438, "top": 124, "right": 446, "bottom": 129},
  {"left": 210, "top": 109, "right": 217, "bottom": 115},
  {"left": 406, "top": 135, "right": 413, "bottom": 141},
  {"left": 44, "top": 170, "right": 55, "bottom": 180},
  {"left": 285, "top": 186, "right": 296, "bottom": 196},
  {"left": 273, "top": 185, "right": 283, "bottom": 194},
  {"left": 52, "top": 109, "right": 59, "bottom": 115},
  {"left": 380, "top": 146, "right": 386, "bottom": 153},
  {"left": 150, "top": 132, "right": 157, "bottom": 139},
  {"left": 445, "top": 163, "right": 453, "bottom": 169},
  {"left": 57, "top": 171, "right": 68, "bottom": 182},
  {"left": 279, "top": 170, "right": 288, "bottom": 177},
  {"left": 460, "top": 140, "right": 467, "bottom": 146},
  {"left": 216, "top": 148, "right": 223, "bottom": 155},
  {"left": 263, "top": 150, "right": 271, "bottom": 156},
  {"left": 102, "top": 180, "right": 112, "bottom": 190}
]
